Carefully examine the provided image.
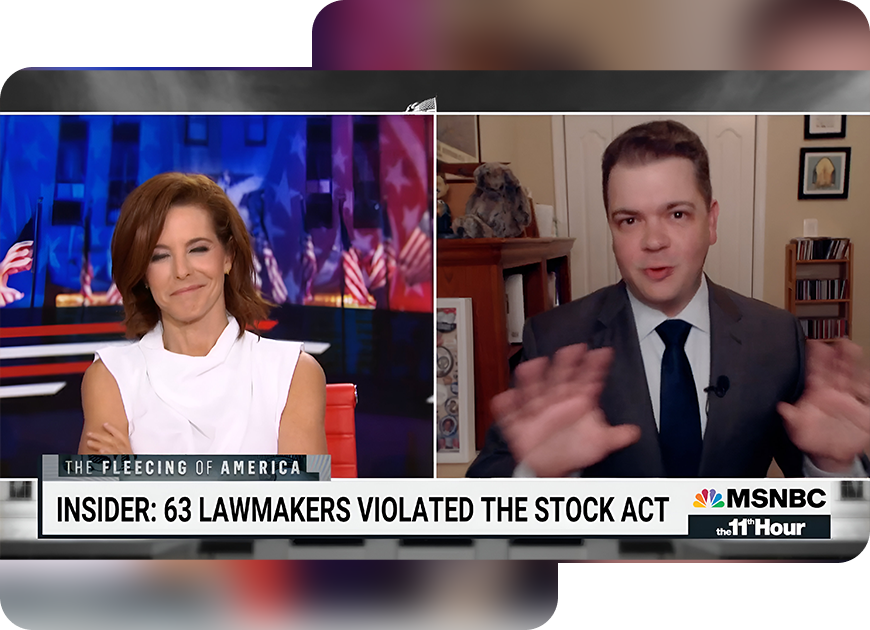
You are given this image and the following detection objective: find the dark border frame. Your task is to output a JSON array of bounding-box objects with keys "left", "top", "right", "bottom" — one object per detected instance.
[
  {"left": 804, "top": 115, "right": 847, "bottom": 139},
  {"left": 798, "top": 146, "right": 851, "bottom": 200}
]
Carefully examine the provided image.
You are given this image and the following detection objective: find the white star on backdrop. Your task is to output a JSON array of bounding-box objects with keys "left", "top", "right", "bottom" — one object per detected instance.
[
  {"left": 271, "top": 171, "right": 297, "bottom": 213},
  {"left": 384, "top": 159, "right": 411, "bottom": 195}
]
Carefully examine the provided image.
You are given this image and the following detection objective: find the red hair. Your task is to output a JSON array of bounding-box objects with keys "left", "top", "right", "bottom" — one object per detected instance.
[{"left": 111, "top": 172, "right": 270, "bottom": 338}]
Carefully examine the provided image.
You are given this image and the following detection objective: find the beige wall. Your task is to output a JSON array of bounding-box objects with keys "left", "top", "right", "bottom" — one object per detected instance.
[
  {"left": 478, "top": 116, "right": 556, "bottom": 207},
  {"left": 762, "top": 115, "right": 869, "bottom": 352}
]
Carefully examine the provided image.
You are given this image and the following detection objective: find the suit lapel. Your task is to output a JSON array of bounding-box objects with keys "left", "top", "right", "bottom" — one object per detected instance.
[
  {"left": 595, "top": 282, "right": 665, "bottom": 477},
  {"left": 699, "top": 280, "right": 744, "bottom": 476}
]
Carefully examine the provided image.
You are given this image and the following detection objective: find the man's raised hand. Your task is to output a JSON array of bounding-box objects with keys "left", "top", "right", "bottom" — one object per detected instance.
[{"left": 494, "top": 344, "right": 641, "bottom": 477}]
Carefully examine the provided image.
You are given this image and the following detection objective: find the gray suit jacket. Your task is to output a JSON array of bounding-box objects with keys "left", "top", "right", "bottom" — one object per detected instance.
[{"left": 467, "top": 279, "right": 809, "bottom": 478}]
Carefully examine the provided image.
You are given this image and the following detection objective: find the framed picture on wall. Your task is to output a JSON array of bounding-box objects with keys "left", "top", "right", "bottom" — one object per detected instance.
[
  {"left": 437, "top": 115, "right": 479, "bottom": 163},
  {"left": 804, "top": 115, "right": 846, "bottom": 139},
  {"left": 799, "top": 147, "right": 851, "bottom": 200},
  {"left": 436, "top": 298, "right": 475, "bottom": 464}
]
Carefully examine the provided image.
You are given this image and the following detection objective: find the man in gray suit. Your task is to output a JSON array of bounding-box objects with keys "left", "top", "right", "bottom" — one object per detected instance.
[{"left": 467, "top": 120, "right": 870, "bottom": 478}]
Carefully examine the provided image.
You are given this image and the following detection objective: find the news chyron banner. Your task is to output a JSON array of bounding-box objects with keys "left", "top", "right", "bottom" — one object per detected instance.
[{"left": 41, "top": 455, "right": 835, "bottom": 539}]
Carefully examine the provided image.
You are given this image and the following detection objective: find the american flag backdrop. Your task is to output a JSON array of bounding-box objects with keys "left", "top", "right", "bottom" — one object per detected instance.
[
  {"left": 363, "top": 198, "right": 397, "bottom": 311},
  {"left": 367, "top": 241, "right": 389, "bottom": 291},
  {"left": 333, "top": 116, "right": 366, "bottom": 307},
  {"left": 341, "top": 243, "right": 375, "bottom": 307},
  {"left": 300, "top": 233, "right": 317, "bottom": 302},
  {"left": 261, "top": 240, "right": 289, "bottom": 304},
  {"left": 251, "top": 250, "right": 264, "bottom": 291},
  {"left": 1, "top": 114, "right": 435, "bottom": 483},
  {"left": 79, "top": 206, "right": 94, "bottom": 306},
  {"left": 105, "top": 281, "right": 122, "bottom": 305},
  {"left": 398, "top": 210, "right": 433, "bottom": 288},
  {"left": 79, "top": 257, "right": 93, "bottom": 306},
  {"left": 261, "top": 116, "right": 308, "bottom": 304},
  {"left": 0, "top": 115, "right": 431, "bottom": 313},
  {"left": 379, "top": 116, "right": 433, "bottom": 313}
]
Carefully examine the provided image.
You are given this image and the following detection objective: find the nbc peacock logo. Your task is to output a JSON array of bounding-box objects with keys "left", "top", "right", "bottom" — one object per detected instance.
[{"left": 693, "top": 488, "right": 724, "bottom": 508}]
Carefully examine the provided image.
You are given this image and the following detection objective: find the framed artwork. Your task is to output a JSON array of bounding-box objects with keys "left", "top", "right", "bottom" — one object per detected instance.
[
  {"left": 437, "top": 115, "right": 479, "bottom": 163},
  {"left": 799, "top": 147, "right": 851, "bottom": 200},
  {"left": 804, "top": 115, "right": 846, "bottom": 139},
  {"left": 436, "top": 298, "right": 475, "bottom": 464}
]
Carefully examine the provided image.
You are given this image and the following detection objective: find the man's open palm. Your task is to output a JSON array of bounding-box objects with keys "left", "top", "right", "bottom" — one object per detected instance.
[
  {"left": 779, "top": 339, "right": 870, "bottom": 472},
  {"left": 494, "top": 344, "right": 641, "bottom": 477}
]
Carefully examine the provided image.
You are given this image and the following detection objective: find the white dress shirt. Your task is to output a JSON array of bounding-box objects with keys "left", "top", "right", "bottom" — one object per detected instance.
[{"left": 516, "top": 276, "right": 864, "bottom": 477}]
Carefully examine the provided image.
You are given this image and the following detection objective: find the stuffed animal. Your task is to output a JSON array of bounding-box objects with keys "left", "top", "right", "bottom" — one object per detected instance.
[{"left": 452, "top": 163, "right": 532, "bottom": 238}]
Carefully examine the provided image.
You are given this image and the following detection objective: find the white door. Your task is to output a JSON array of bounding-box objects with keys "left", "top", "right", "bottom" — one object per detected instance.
[{"left": 563, "top": 115, "right": 757, "bottom": 301}]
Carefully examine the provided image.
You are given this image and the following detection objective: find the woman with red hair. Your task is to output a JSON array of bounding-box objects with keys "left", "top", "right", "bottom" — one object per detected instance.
[{"left": 78, "top": 172, "right": 327, "bottom": 455}]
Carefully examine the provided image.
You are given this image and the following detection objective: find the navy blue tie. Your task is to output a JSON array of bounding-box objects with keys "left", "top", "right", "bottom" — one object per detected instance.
[{"left": 656, "top": 319, "right": 702, "bottom": 477}]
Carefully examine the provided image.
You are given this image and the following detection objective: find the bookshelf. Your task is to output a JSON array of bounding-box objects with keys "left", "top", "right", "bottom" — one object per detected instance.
[
  {"left": 438, "top": 237, "right": 575, "bottom": 447},
  {"left": 785, "top": 240, "right": 853, "bottom": 341}
]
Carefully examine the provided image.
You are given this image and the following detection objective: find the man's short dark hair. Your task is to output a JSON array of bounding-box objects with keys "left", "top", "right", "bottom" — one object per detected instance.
[{"left": 602, "top": 120, "right": 712, "bottom": 212}]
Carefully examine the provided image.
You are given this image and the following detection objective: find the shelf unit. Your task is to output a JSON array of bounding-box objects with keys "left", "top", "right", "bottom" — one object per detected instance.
[
  {"left": 438, "top": 237, "right": 575, "bottom": 447},
  {"left": 785, "top": 241, "right": 853, "bottom": 341}
]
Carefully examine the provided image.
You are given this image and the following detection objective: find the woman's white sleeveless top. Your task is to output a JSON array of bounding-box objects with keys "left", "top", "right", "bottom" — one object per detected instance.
[{"left": 95, "top": 316, "right": 302, "bottom": 454}]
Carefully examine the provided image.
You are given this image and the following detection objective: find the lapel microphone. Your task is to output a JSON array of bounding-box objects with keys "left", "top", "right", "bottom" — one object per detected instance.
[{"left": 704, "top": 376, "right": 730, "bottom": 398}]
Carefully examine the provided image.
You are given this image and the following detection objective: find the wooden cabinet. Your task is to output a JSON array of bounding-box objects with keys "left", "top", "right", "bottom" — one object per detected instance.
[
  {"left": 785, "top": 241, "right": 853, "bottom": 341},
  {"left": 438, "top": 237, "right": 575, "bottom": 447}
]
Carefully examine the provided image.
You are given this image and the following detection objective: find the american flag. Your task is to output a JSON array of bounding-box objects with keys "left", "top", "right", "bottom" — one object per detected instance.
[
  {"left": 398, "top": 211, "right": 433, "bottom": 287},
  {"left": 80, "top": 257, "right": 94, "bottom": 306},
  {"left": 366, "top": 200, "right": 397, "bottom": 296},
  {"left": 80, "top": 205, "right": 94, "bottom": 306},
  {"left": 342, "top": 246, "right": 374, "bottom": 307},
  {"left": 261, "top": 240, "right": 288, "bottom": 304},
  {"left": 251, "top": 250, "right": 264, "bottom": 291},
  {"left": 384, "top": 238, "right": 397, "bottom": 277},
  {"left": 105, "top": 281, "right": 123, "bottom": 305},
  {"left": 301, "top": 234, "right": 317, "bottom": 301},
  {"left": 379, "top": 116, "right": 432, "bottom": 312},
  {"left": 367, "top": 242, "right": 388, "bottom": 291},
  {"left": 367, "top": 239, "right": 397, "bottom": 292}
]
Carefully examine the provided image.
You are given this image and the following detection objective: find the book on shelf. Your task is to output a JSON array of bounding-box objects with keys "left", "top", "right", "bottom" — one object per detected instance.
[
  {"left": 790, "top": 237, "right": 850, "bottom": 261},
  {"left": 795, "top": 279, "right": 847, "bottom": 300},
  {"left": 798, "top": 318, "right": 849, "bottom": 340}
]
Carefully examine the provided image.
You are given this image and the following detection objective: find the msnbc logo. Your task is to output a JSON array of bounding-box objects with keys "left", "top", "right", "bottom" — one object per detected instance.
[{"left": 693, "top": 489, "right": 724, "bottom": 508}]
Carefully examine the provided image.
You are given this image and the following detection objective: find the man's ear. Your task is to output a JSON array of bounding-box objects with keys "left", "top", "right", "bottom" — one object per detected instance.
[{"left": 708, "top": 200, "right": 720, "bottom": 246}]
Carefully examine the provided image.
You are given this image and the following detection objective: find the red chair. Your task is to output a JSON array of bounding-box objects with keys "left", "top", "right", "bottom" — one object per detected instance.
[{"left": 325, "top": 384, "right": 358, "bottom": 478}]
